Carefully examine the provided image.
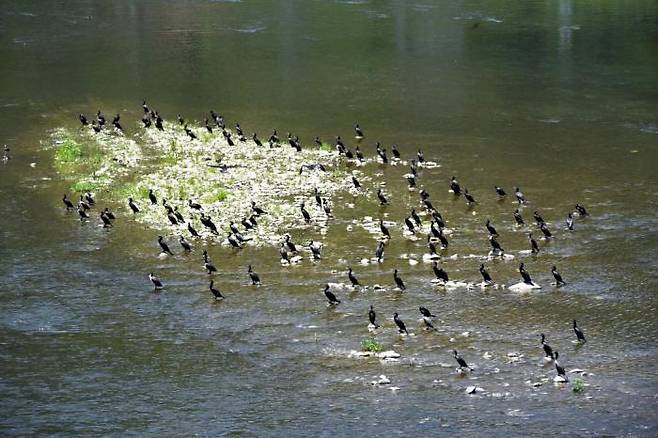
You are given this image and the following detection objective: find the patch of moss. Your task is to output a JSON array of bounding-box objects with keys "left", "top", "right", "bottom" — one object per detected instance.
[
  {"left": 320, "top": 142, "right": 333, "bottom": 152},
  {"left": 70, "top": 178, "right": 109, "bottom": 193},
  {"left": 572, "top": 378, "right": 585, "bottom": 393},
  {"left": 55, "top": 139, "right": 82, "bottom": 163},
  {"left": 361, "top": 339, "right": 383, "bottom": 353}
]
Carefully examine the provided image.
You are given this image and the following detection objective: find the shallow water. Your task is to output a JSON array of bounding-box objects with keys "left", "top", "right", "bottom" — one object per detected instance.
[{"left": 1, "top": 0, "right": 658, "bottom": 436}]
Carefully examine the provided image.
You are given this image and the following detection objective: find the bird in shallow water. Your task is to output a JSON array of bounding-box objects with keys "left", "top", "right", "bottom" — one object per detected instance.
[
  {"left": 184, "top": 124, "right": 197, "bottom": 140},
  {"left": 411, "top": 208, "right": 422, "bottom": 226},
  {"left": 252, "top": 133, "right": 263, "bottom": 147},
  {"left": 479, "top": 263, "right": 494, "bottom": 285},
  {"left": 202, "top": 250, "right": 218, "bottom": 274},
  {"left": 450, "top": 176, "right": 461, "bottom": 195},
  {"left": 453, "top": 350, "right": 471, "bottom": 372},
  {"left": 179, "top": 236, "right": 192, "bottom": 252},
  {"left": 515, "top": 187, "right": 526, "bottom": 204},
  {"left": 552, "top": 265, "right": 566, "bottom": 287},
  {"left": 379, "top": 219, "right": 390, "bottom": 240},
  {"left": 368, "top": 305, "right": 379, "bottom": 328},
  {"left": 351, "top": 176, "right": 361, "bottom": 190},
  {"left": 540, "top": 222, "right": 552, "bottom": 239},
  {"left": 495, "top": 186, "right": 506, "bottom": 197},
  {"left": 149, "top": 273, "right": 164, "bottom": 291},
  {"left": 575, "top": 203, "right": 589, "bottom": 217},
  {"left": 485, "top": 219, "right": 498, "bottom": 236},
  {"left": 553, "top": 351, "right": 568, "bottom": 381},
  {"left": 209, "top": 280, "right": 224, "bottom": 300},
  {"left": 417, "top": 149, "right": 425, "bottom": 163},
  {"left": 100, "top": 211, "right": 113, "bottom": 228},
  {"left": 514, "top": 208, "right": 525, "bottom": 225},
  {"left": 78, "top": 195, "right": 91, "bottom": 211},
  {"left": 300, "top": 202, "right": 311, "bottom": 224},
  {"left": 324, "top": 284, "right": 340, "bottom": 305},
  {"left": 375, "top": 241, "right": 385, "bottom": 262},
  {"left": 540, "top": 333, "right": 553, "bottom": 358},
  {"left": 489, "top": 235, "right": 504, "bottom": 254},
  {"left": 566, "top": 213, "right": 574, "bottom": 231},
  {"left": 393, "top": 312, "right": 408, "bottom": 334},
  {"left": 112, "top": 114, "right": 123, "bottom": 132},
  {"left": 348, "top": 267, "right": 360, "bottom": 287},
  {"left": 433, "top": 262, "right": 449, "bottom": 283},
  {"left": 62, "top": 194, "right": 75, "bottom": 210},
  {"left": 102, "top": 208, "right": 116, "bottom": 220},
  {"left": 308, "top": 240, "right": 322, "bottom": 260},
  {"left": 519, "top": 263, "right": 533, "bottom": 285},
  {"left": 377, "top": 189, "right": 388, "bottom": 206},
  {"left": 393, "top": 269, "right": 406, "bottom": 291},
  {"left": 248, "top": 264, "right": 261, "bottom": 285},
  {"left": 200, "top": 213, "right": 219, "bottom": 235},
  {"left": 354, "top": 123, "right": 364, "bottom": 139},
  {"left": 79, "top": 114, "right": 88, "bottom": 126},
  {"left": 391, "top": 144, "right": 401, "bottom": 159},
  {"left": 464, "top": 189, "right": 476, "bottom": 205},
  {"left": 158, "top": 236, "right": 174, "bottom": 255},
  {"left": 419, "top": 306, "right": 436, "bottom": 318},
  {"left": 128, "top": 197, "right": 140, "bottom": 213},
  {"left": 284, "top": 234, "right": 298, "bottom": 253},
  {"left": 533, "top": 210, "right": 545, "bottom": 225},
  {"left": 187, "top": 222, "right": 200, "bottom": 238},
  {"left": 573, "top": 320, "right": 586, "bottom": 343},
  {"left": 528, "top": 233, "right": 540, "bottom": 254},
  {"left": 77, "top": 207, "right": 89, "bottom": 221}
]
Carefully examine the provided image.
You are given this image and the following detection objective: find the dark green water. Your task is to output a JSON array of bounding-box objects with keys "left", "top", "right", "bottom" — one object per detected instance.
[{"left": 1, "top": 0, "right": 657, "bottom": 436}]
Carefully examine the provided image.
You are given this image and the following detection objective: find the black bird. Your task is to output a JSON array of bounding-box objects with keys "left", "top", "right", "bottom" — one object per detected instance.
[
  {"left": 479, "top": 264, "right": 493, "bottom": 285},
  {"left": 209, "top": 280, "right": 224, "bottom": 299},
  {"left": 166, "top": 208, "right": 178, "bottom": 226},
  {"left": 308, "top": 240, "right": 322, "bottom": 260},
  {"left": 202, "top": 250, "right": 218, "bottom": 274},
  {"left": 419, "top": 306, "right": 436, "bottom": 318},
  {"left": 379, "top": 219, "right": 390, "bottom": 239},
  {"left": 489, "top": 235, "right": 504, "bottom": 253},
  {"left": 91, "top": 120, "right": 102, "bottom": 133},
  {"left": 128, "top": 197, "right": 140, "bottom": 213},
  {"left": 368, "top": 305, "right": 379, "bottom": 328},
  {"left": 102, "top": 208, "right": 116, "bottom": 220},
  {"left": 84, "top": 192, "right": 95, "bottom": 206},
  {"left": 158, "top": 236, "right": 174, "bottom": 255},
  {"left": 453, "top": 350, "right": 470, "bottom": 371},
  {"left": 540, "top": 222, "right": 552, "bottom": 239},
  {"left": 404, "top": 216, "right": 416, "bottom": 233},
  {"left": 375, "top": 241, "right": 385, "bottom": 262},
  {"left": 351, "top": 176, "right": 361, "bottom": 189},
  {"left": 406, "top": 175, "right": 417, "bottom": 189},
  {"left": 553, "top": 351, "right": 568, "bottom": 381},
  {"left": 450, "top": 176, "right": 461, "bottom": 195},
  {"left": 519, "top": 263, "right": 533, "bottom": 285},
  {"left": 141, "top": 114, "right": 152, "bottom": 128},
  {"left": 433, "top": 262, "right": 449, "bottom": 282},
  {"left": 495, "top": 186, "right": 507, "bottom": 197},
  {"left": 552, "top": 265, "right": 566, "bottom": 287},
  {"left": 322, "top": 198, "right": 332, "bottom": 217},
  {"left": 485, "top": 219, "right": 498, "bottom": 236},
  {"left": 149, "top": 273, "right": 164, "bottom": 291},
  {"left": 464, "top": 189, "right": 476, "bottom": 205},
  {"left": 314, "top": 136, "right": 322, "bottom": 147},
  {"left": 393, "top": 269, "right": 406, "bottom": 291},
  {"left": 377, "top": 189, "right": 388, "bottom": 206},
  {"left": 575, "top": 204, "right": 589, "bottom": 216},
  {"left": 269, "top": 129, "right": 279, "bottom": 144},
  {"left": 411, "top": 208, "right": 422, "bottom": 226},
  {"left": 514, "top": 208, "right": 525, "bottom": 225},
  {"left": 391, "top": 144, "right": 401, "bottom": 159},
  {"left": 184, "top": 124, "right": 197, "bottom": 140},
  {"left": 355, "top": 145, "right": 364, "bottom": 161},
  {"left": 188, "top": 222, "right": 200, "bottom": 237},
  {"left": 179, "top": 236, "right": 192, "bottom": 252},
  {"left": 427, "top": 236, "right": 439, "bottom": 258},
  {"left": 154, "top": 116, "right": 163, "bottom": 131},
  {"left": 96, "top": 110, "right": 105, "bottom": 126},
  {"left": 417, "top": 149, "right": 425, "bottom": 163},
  {"left": 188, "top": 199, "right": 203, "bottom": 210},
  {"left": 409, "top": 160, "right": 418, "bottom": 177},
  {"left": 200, "top": 214, "right": 219, "bottom": 235},
  {"left": 393, "top": 312, "right": 408, "bottom": 334},
  {"left": 348, "top": 267, "right": 360, "bottom": 287},
  {"left": 173, "top": 206, "right": 185, "bottom": 223},
  {"left": 241, "top": 217, "right": 254, "bottom": 230},
  {"left": 248, "top": 265, "right": 261, "bottom": 285},
  {"left": 354, "top": 123, "right": 364, "bottom": 139},
  {"left": 78, "top": 195, "right": 91, "bottom": 211},
  {"left": 528, "top": 233, "right": 540, "bottom": 254},
  {"left": 566, "top": 213, "right": 574, "bottom": 231},
  {"left": 62, "top": 194, "right": 75, "bottom": 210},
  {"left": 252, "top": 133, "right": 263, "bottom": 147},
  {"left": 227, "top": 233, "right": 243, "bottom": 248},
  {"left": 248, "top": 215, "right": 258, "bottom": 227},
  {"left": 229, "top": 221, "right": 241, "bottom": 236},
  {"left": 376, "top": 143, "right": 388, "bottom": 163},
  {"left": 420, "top": 189, "right": 430, "bottom": 201},
  {"left": 573, "top": 320, "right": 586, "bottom": 343},
  {"left": 437, "top": 230, "right": 449, "bottom": 249},
  {"left": 77, "top": 207, "right": 89, "bottom": 221},
  {"left": 300, "top": 203, "right": 311, "bottom": 224},
  {"left": 533, "top": 210, "right": 545, "bottom": 225},
  {"left": 541, "top": 333, "right": 553, "bottom": 358},
  {"left": 284, "top": 234, "right": 298, "bottom": 253},
  {"left": 324, "top": 284, "right": 340, "bottom": 305},
  {"left": 313, "top": 188, "right": 322, "bottom": 208},
  {"left": 142, "top": 100, "right": 149, "bottom": 113},
  {"left": 251, "top": 201, "right": 267, "bottom": 215},
  {"left": 204, "top": 118, "right": 213, "bottom": 133},
  {"left": 148, "top": 189, "right": 157, "bottom": 205},
  {"left": 100, "top": 212, "right": 113, "bottom": 228},
  {"left": 112, "top": 114, "right": 123, "bottom": 132},
  {"left": 423, "top": 199, "right": 435, "bottom": 212},
  {"left": 279, "top": 244, "right": 290, "bottom": 263},
  {"left": 515, "top": 187, "right": 526, "bottom": 204}
]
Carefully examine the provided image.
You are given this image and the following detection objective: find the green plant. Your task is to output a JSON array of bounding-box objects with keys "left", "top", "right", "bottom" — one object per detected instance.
[
  {"left": 572, "top": 378, "right": 585, "bottom": 393},
  {"left": 55, "top": 139, "right": 82, "bottom": 162},
  {"left": 361, "top": 339, "right": 383, "bottom": 353},
  {"left": 320, "top": 142, "right": 333, "bottom": 152},
  {"left": 70, "top": 178, "right": 107, "bottom": 193}
]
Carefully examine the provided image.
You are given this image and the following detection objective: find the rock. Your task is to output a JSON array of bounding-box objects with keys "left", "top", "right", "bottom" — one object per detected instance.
[
  {"left": 371, "top": 374, "right": 391, "bottom": 385},
  {"left": 376, "top": 350, "right": 401, "bottom": 359},
  {"left": 465, "top": 386, "right": 485, "bottom": 394}
]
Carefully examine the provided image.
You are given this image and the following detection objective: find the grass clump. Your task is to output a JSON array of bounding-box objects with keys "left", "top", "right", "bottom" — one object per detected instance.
[
  {"left": 572, "top": 378, "right": 585, "bottom": 393},
  {"left": 55, "top": 139, "right": 82, "bottom": 163},
  {"left": 70, "top": 178, "right": 107, "bottom": 193},
  {"left": 361, "top": 339, "right": 383, "bottom": 353},
  {"left": 320, "top": 142, "right": 333, "bottom": 152}
]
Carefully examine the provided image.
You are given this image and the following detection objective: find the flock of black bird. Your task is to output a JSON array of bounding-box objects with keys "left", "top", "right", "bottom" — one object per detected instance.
[{"left": 66, "top": 102, "right": 592, "bottom": 382}]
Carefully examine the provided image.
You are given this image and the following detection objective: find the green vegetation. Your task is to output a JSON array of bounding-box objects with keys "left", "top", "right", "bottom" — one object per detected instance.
[
  {"left": 320, "top": 142, "right": 333, "bottom": 152},
  {"left": 54, "top": 139, "right": 82, "bottom": 163},
  {"left": 70, "top": 178, "right": 109, "bottom": 193},
  {"left": 361, "top": 339, "right": 383, "bottom": 353},
  {"left": 572, "top": 378, "right": 585, "bottom": 393}
]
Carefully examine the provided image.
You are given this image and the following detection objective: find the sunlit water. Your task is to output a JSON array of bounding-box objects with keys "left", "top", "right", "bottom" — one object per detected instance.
[{"left": 1, "top": 0, "right": 657, "bottom": 435}]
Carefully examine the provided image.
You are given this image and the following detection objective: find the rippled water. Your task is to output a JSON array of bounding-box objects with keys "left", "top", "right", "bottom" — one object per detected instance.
[{"left": 1, "top": 0, "right": 657, "bottom": 436}]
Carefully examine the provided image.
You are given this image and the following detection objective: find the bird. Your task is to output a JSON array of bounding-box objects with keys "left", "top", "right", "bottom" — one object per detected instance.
[
  {"left": 188, "top": 199, "right": 203, "bottom": 210},
  {"left": 84, "top": 192, "right": 95, "bottom": 206},
  {"left": 179, "top": 236, "right": 192, "bottom": 252},
  {"left": 173, "top": 206, "right": 185, "bottom": 223},
  {"left": 184, "top": 124, "right": 197, "bottom": 140},
  {"left": 552, "top": 265, "right": 566, "bottom": 286},
  {"left": 390, "top": 144, "right": 400, "bottom": 159},
  {"left": 566, "top": 213, "right": 574, "bottom": 230},
  {"left": 102, "top": 208, "right": 116, "bottom": 220},
  {"left": 575, "top": 204, "right": 589, "bottom": 216},
  {"left": 252, "top": 133, "right": 263, "bottom": 147},
  {"left": 464, "top": 189, "right": 476, "bottom": 205},
  {"left": 519, "top": 263, "right": 533, "bottom": 285},
  {"left": 495, "top": 186, "right": 507, "bottom": 197},
  {"left": 453, "top": 350, "right": 470, "bottom": 371},
  {"left": 248, "top": 265, "right": 261, "bottom": 285},
  {"left": 489, "top": 235, "right": 504, "bottom": 254},
  {"left": 354, "top": 123, "right": 364, "bottom": 139},
  {"left": 148, "top": 189, "right": 157, "bottom": 205},
  {"left": 62, "top": 194, "right": 75, "bottom": 210},
  {"left": 227, "top": 233, "right": 243, "bottom": 249},
  {"left": 100, "top": 212, "right": 113, "bottom": 228},
  {"left": 417, "top": 149, "right": 425, "bottom": 163},
  {"left": 355, "top": 146, "right": 364, "bottom": 162},
  {"left": 419, "top": 306, "right": 436, "bottom": 318},
  {"left": 379, "top": 219, "right": 390, "bottom": 239},
  {"left": 279, "top": 244, "right": 290, "bottom": 264},
  {"left": 407, "top": 175, "right": 417, "bottom": 189},
  {"left": 432, "top": 262, "right": 449, "bottom": 283},
  {"left": 368, "top": 305, "right": 379, "bottom": 328},
  {"left": 377, "top": 189, "right": 388, "bottom": 206},
  {"left": 308, "top": 240, "right": 322, "bottom": 260},
  {"left": 112, "top": 114, "right": 123, "bottom": 132},
  {"left": 351, "top": 175, "right": 362, "bottom": 190},
  {"left": 540, "top": 222, "right": 552, "bottom": 239},
  {"left": 200, "top": 214, "right": 218, "bottom": 235},
  {"left": 528, "top": 233, "right": 540, "bottom": 254},
  {"left": 149, "top": 273, "right": 164, "bottom": 291},
  {"left": 177, "top": 114, "right": 185, "bottom": 125},
  {"left": 128, "top": 197, "right": 140, "bottom": 213},
  {"left": 375, "top": 241, "right": 385, "bottom": 262},
  {"left": 485, "top": 219, "right": 498, "bottom": 236},
  {"left": 202, "top": 250, "right": 218, "bottom": 274},
  {"left": 300, "top": 202, "right": 311, "bottom": 223},
  {"left": 450, "top": 176, "right": 461, "bottom": 195},
  {"left": 158, "top": 236, "right": 174, "bottom": 255},
  {"left": 187, "top": 222, "right": 200, "bottom": 238},
  {"left": 77, "top": 206, "right": 89, "bottom": 221},
  {"left": 573, "top": 320, "right": 586, "bottom": 343},
  {"left": 540, "top": 333, "right": 553, "bottom": 358},
  {"left": 515, "top": 187, "right": 526, "bottom": 204},
  {"left": 166, "top": 208, "right": 178, "bottom": 226},
  {"left": 209, "top": 280, "right": 224, "bottom": 300},
  {"left": 553, "top": 351, "right": 568, "bottom": 381},
  {"left": 393, "top": 269, "right": 406, "bottom": 291},
  {"left": 348, "top": 267, "right": 360, "bottom": 287},
  {"left": 479, "top": 264, "right": 493, "bottom": 285},
  {"left": 411, "top": 208, "right": 422, "bottom": 226},
  {"left": 404, "top": 216, "right": 416, "bottom": 233},
  {"left": 393, "top": 313, "right": 408, "bottom": 334},
  {"left": 251, "top": 201, "right": 267, "bottom": 215},
  {"left": 78, "top": 196, "right": 91, "bottom": 211},
  {"left": 79, "top": 114, "right": 89, "bottom": 126},
  {"left": 96, "top": 110, "right": 106, "bottom": 126},
  {"left": 284, "top": 234, "right": 298, "bottom": 253},
  {"left": 324, "top": 284, "right": 340, "bottom": 305},
  {"left": 533, "top": 210, "right": 545, "bottom": 225},
  {"left": 514, "top": 208, "right": 525, "bottom": 225},
  {"left": 313, "top": 188, "right": 322, "bottom": 208}
]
